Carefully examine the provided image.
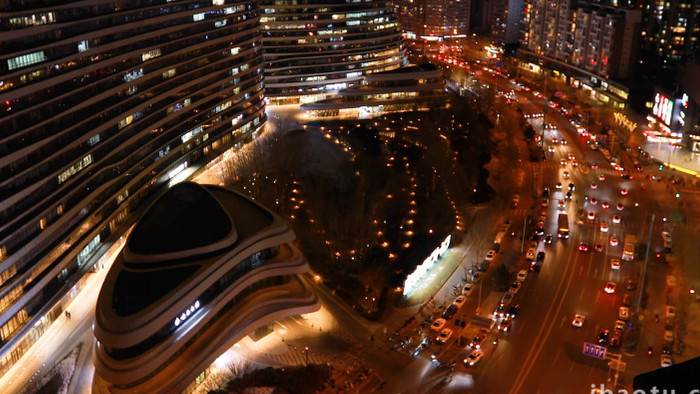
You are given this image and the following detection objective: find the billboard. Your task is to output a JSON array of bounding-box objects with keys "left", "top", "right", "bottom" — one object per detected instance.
[{"left": 652, "top": 93, "right": 674, "bottom": 126}]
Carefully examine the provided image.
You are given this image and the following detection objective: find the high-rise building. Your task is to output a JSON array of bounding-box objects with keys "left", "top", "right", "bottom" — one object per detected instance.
[
  {"left": 640, "top": 0, "right": 700, "bottom": 69},
  {"left": 519, "top": 0, "right": 642, "bottom": 105},
  {"left": 394, "top": 0, "right": 470, "bottom": 40},
  {"left": 93, "top": 182, "right": 320, "bottom": 392},
  {"left": 487, "top": 0, "right": 524, "bottom": 46},
  {"left": 0, "top": 0, "right": 266, "bottom": 376},
  {"left": 260, "top": 0, "right": 408, "bottom": 104}
]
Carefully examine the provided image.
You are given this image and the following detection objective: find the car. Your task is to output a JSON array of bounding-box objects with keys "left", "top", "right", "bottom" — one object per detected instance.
[
  {"left": 544, "top": 235, "right": 553, "bottom": 244},
  {"left": 662, "top": 231, "right": 672, "bottom": 243},
  {"left": 536, "top": 251, "right": 546, "bottom": 262},
  {"left": 590, "top": 182, "right": 598, "bottom": 189},
  {"left": 516, "top": 269, "right": 528, "bottom": 282},
  {"left": 542, "top": 188, "right": 550, "bottom": 198},
  {"left": 561, "top": 139, "right": 568, "bottom": 145},
  {"left": 548, "top": 146, "right": 555, "bottom": 153},
  {"left": 560, "top": 158, "right": 568, "bottom": 166},
  {"left": 563, "top": 171, "right": 570, "bottom": 179},
  {"left": 594, "top": 243, "right": 604, "bottom": 252},
  {"left": 555, "top": 182, "right": 562, "bottom": 189},
  {"left": 590, "top": 197, "right": 598, "bottom": 205},
  {"left": 568, "top": 182, "right": 575, "bottom": 190},
  {"left": 485, "top": 249, "right": 496, "bottom": 261},
  {"left": 541, "top": 198, "right": 549, "bottom": 207},
  {"left": 478, "top": 260, "right": 490, "bottom": 272},
  {"left": 535, "top": 225, "right": 545, "bottom": 236},
  {"left": 526, "top": 248, "right": 536, "bottom": 260},
  {"left": 612, "top": 215, "right": 621, "bottom": 224},
  {"left": 498, "top": 318, "right": 512, "bottom": 332},
  {"left": 587, "top": 211, "right": 596, "bottom": 220},
  {"left": 613, "top": 320, "right": 626, "bottom": 333},
  {"left": 507, "top": 304, "right": 520, "bottom": 318},
  {"left": 557, "top": 199, "right": 566, "bottom": 210},
  {"left": 442, "top": 304, "right": 458, "bottom": 319},
  {"left": 552, "top": 138, "right": 559, "bottom": 144},
  {"left": 666, "top": 305, "right": 677, "bottom": 320},
  {"left": 598, "top": 329, "right": 610, "bottom": 344},
  {"left": 664, "top": 329, "right": 674, "bottom": 343},
  {"left": 512, "top": 193, "right": 520, "bottom": 204},
  {"left": 572, "top": 313, "right": 585, "bottom": 327},
  {"left": 620, "top": 189, "right": 628, "bottom": 195},
  {"left": 666, "top": 275, "right": 677, "bottom": 287},
  {"left": 578, "top": 243, "right": 589, "bottom": 252},
  {"left": 616, "top": 203, "right": 624, "bottom": 210},
  {"left": 619, "top": 306, "right": 630, "bottom": 320},
  {"left": 463, "top": 283, "right": 474, "bottom": 296},
  {"left": 609, "top": 331, "right": 622, "bottom": 347},
  {"left": 453, "top": 295, "right": 467, "bottom": 309},
  {"left": 565, "top": 191, "right": 573, "bottom": 200},
  {"left": 510, "top": 281, "right": 522, "bottom": 294},
  {"left": 431, "top": 318, "right": 447, "bottom": 331},
  {"left": 598, "top": 174, "right": 606, "bottom": 181},
  {"left": 625, "top": 278, "right": 636, "bottom": 291},
  {"left": 529, "top": 261, "right": 542, "bottom": 272},
  {"left": 464, "top": 349, "right": 483, "bottom": 366},
  {"left": 610, "top": 258, "right": 621, "bottom": 269},
  {"left": 609, "top": 236, "right": 619, "bottom": 246},
  {"left": 567, "top": 153, "right": 575, "bottom": 160},
  {"left": 591, "top": 162, "right": 599, "bottom": 169},
  {"left": 660, "top": 354, "right": 673, "bottom": 368},
  {"left": 571, "top": 159, "right": 579, "bottom": 167},
  {"left": 601, "top": 201, "right": 610, "bottom": 209},
  {"left": 600, "top": 222, "right": 609, "bottom": 232},
  {"left": 495, "top": 303, "right": 507, "bottom": 318},
  {"left": 470, "top": 335, "right": 484, "bottom": 349},
  {"left": 604, "top": 282, "right": 617, "bottom": 294},
  {"left": 436, "top": 328, "right": 453, "bottom": 344}
]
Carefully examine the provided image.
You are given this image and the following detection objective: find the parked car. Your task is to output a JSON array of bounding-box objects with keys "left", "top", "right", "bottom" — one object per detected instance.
[
  {"left": 436, "top": 328, "right": 453, "bottom": 344},
  {"left": 431, "top": 318, "right": 447, "bottom": 331}
]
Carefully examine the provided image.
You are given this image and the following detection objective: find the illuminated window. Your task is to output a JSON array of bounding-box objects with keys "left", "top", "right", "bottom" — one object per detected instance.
[
  {"left": 39, "top": 218, "right": 47, "bottom": 230},
  {"left": 7, "top": 51, "right": 47, "bottom": 71},
  {"left": 57, "top": 204, "right": 63, "bottom": 215}
]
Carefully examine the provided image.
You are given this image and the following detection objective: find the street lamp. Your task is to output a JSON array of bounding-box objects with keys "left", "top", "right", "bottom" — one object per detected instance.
[{"left": 304, "top": 346, "right": 309, "bottom": 366}]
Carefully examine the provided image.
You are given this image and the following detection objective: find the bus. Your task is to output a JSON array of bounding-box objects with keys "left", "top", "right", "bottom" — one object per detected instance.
[
  {"left": 557, "top": 213, "right": 569, "bottom": 238},
  {"left": 622, "top": 234, "right": 636, "bottom": 260}
]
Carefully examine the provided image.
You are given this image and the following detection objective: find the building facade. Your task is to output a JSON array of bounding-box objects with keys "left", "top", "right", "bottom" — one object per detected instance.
[
  {"left": 394, "top": 0, "right": 471, "bottom": 40},
  {"left": 519, "top": 0, "right": 642, "bottom": 106},
  {"left": 486, "top": 0, "right": 524, "bottom": 46},
  {"left": 260, "top": 0, "right": 408, "bottom": 104},
  {"left": 93, "top": 182, "right": 319, "bottom": 392},
  {"left": 640, "top": 0, "right": 700, "bottom": 70},
  {"left": 0, "top": 0, "right": 266, "bottom": 376}
]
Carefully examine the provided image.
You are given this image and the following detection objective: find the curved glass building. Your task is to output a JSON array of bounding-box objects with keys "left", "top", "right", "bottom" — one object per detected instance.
[
  {"left": 259, "top": 0, "right": 409, "bottom": 104},
  {"left": 0, "top": 0, "right": 266, "bottom": 375},
  {"left": 93, "top": 182, "right": 319, "bottom": 392}
]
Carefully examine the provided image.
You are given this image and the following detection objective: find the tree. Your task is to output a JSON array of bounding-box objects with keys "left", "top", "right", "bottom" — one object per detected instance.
[{"left": 492, "top": 264, "right": 511, "bottom": 292}]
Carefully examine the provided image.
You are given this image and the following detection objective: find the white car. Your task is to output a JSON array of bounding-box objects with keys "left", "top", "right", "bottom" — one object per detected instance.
[
  {"left": 572, "top": 313, "right": 585, "bottom": 327},
  {"left": 661, "top": 354, "right": 673, "bottom": 368},
  {"left": 610, "top": 258, "right": 621, "bottom": 270},
  {"left": 563, "top": 171, "right": 570, "bottom": 179},
  {"left": 453, "top": 295, "right": 467, "bottom": 309},
  {"left": 516, "top": 269, "right": 528, "bottom": 282},
  {"left": 587, "top": 211, "right": 596, "bottom": 220},
  {"left": 430, "top": 318, "right": 447, "bottom": 331},
  {"left": 619, "top": 306, "right": 630, "bottom": 320},
  {"left": 436, "top": 328, "right": 453, "bottom": 344},
  {"left": 614, "top": 320, "right": 626, "bottom": 332},
  {"left": 600, "top": 222, "right": 609, "bottom": 232},
  {"left": 485, "top": 249, "right": 496, "bottom": 261},
  {"left": 526, "top": 248, "right": 536, "bottom": 261},
  {"left": 612, "top": 215, "right": 621, "bottom": 224},
  {"left": 463, "top": 283, "right": 474, "bottom": 296},
  {"left": 666, "top": 305, "right": 677, "bottom": 320},
  {"left": 609, "top": 236, "right": 619, "bottom": 246},
  {"left": 666, "top": 275, "right": 677, "bottom": 287},
  {"left": 464, "top": 349, "right": 483, "bottom": 367}
]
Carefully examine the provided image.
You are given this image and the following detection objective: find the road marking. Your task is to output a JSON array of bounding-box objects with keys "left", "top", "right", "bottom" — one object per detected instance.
[
  {"left": 551, "top": 348, "right": 562, "bottom": 368},
  {"left": 592, "top": 267, "right": 598, "bottom": 280},
  {"left": 559, "top": 314, "right": 567, "bottom": 329},
  {"left": 509, "top": 238, "right": 580, "bottom": 394},
  {"left": 578, "top": 287, "right": 585, "bottom": 300}
]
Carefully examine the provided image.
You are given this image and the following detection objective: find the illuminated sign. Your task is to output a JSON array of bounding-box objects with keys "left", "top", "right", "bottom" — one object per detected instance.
[
  {"left": 652, "top": 93, "right": 674, "bottom": 126},
  {"left": 403, "top": 235, "right": 451, "bottom": 296},
  {"left": 679, "top": 93, "right": 688, "bottom": 127}
]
